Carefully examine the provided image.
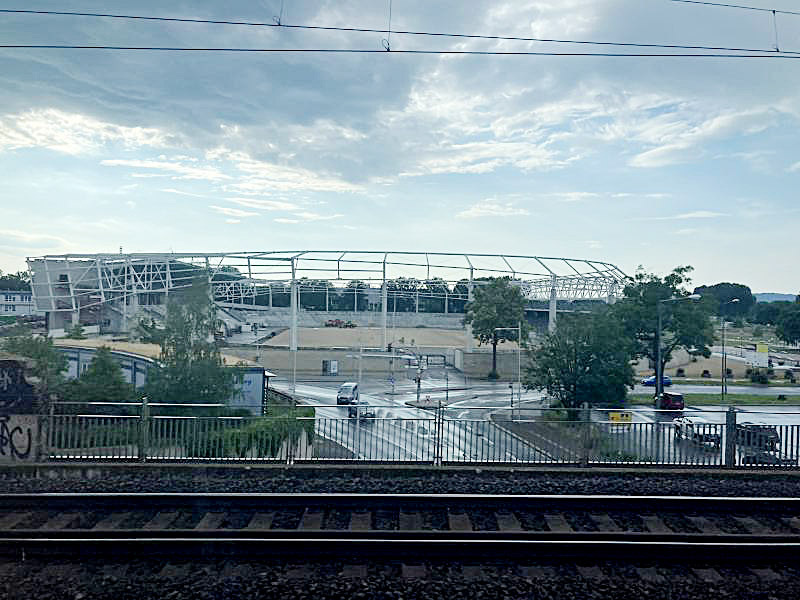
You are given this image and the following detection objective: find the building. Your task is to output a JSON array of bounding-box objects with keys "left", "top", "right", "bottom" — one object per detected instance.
[{"left": 0, "top": 289, "right": 35, "bottom": 317}]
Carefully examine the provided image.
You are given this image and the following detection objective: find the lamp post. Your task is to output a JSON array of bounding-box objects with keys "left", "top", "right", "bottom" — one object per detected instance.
[
  {"left": 722, "top": 298, "right": 740, "bottom": 403},
  {"left": 656, "top": 295, "right": 702, "bottom": 399},
  {"left": 494, "top": 322, "right": 523, "bottom": 420}
]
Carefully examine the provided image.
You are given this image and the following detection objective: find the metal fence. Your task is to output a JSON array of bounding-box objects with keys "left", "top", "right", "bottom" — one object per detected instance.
[{"left": 43, "top": 403, "right": 800, "bottom": 468}]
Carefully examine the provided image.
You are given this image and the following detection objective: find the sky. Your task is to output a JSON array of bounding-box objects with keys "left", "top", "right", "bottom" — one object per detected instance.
[{"left": 1, "top": 0, "right": 799, "bottom": 293}]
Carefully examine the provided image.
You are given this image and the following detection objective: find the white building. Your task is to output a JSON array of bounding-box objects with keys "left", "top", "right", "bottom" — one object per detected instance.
[{"left": 0, "top": 289, "right": 36, "bottom": 316}]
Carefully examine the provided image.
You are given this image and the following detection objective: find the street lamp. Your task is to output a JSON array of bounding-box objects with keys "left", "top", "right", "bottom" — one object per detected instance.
[
  {"left": 722, "top": 298, "right": 740, "bottom": 403},
  {"left": 494, "top": 322, "right": 523, "bottom": 420},
  {"left": 656, "top": 294, "right": 701, "bottom": 399}
]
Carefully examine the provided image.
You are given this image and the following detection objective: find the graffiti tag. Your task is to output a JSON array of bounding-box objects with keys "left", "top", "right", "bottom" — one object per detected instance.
[{"left": 0, "top": 415, "right": 34, "bottom": 461}]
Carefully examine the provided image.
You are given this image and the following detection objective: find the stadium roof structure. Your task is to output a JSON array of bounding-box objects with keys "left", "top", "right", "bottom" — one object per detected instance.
[{"left": 27, "top": 251, "right": 627, "bottom": 309}]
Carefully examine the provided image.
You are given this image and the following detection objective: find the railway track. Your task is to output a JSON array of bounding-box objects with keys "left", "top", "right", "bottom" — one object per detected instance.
[{"left": 2, "top": 493, "right": 800, "bottom": 562}]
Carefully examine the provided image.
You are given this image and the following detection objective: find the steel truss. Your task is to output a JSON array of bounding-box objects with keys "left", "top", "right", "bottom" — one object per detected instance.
[{"left": 27, "top": 251, "right": 627, "bottom": 339}]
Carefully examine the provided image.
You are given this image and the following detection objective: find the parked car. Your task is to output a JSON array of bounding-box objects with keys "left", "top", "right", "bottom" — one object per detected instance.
[
  {"left": 673, "top": 416, "right": 721, "bottom": 448},
  {"left": 641, "top": 375, "right": 672, "bottom": 387},
  {"left": 348, "top": 399, "right": 375, "bottom": 420},
  {"left": 735, "top": 423, "right": 781, "bottom": 452},
  {"left": 337, "top": 382, "right": 359, "bottom": 405},
  {"left": 740, "top": 450, "right": 796, "bottom": 466},
  {"left": 653, "top": 391, "right": 684, "bottom": 410}
]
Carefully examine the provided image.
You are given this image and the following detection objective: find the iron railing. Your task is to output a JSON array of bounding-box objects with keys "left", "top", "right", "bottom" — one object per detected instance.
[{"left": 42, "top": 403, "right": 800, "bottom": 468}]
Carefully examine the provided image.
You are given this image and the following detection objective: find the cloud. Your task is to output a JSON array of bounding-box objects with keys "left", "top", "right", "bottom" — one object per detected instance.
[
  {"left": 101, "top": 159, "right": 230, "bottom": 182},
  {"left": 227, "top": 197, "right": 300, "bottom": 211},
  {"left": 585, "top": 240, "right": 603, "bottom": 249},
  {"left": 0, "top": 229, "right": 69, "bottom": 250},
  {"left": 161, "top": 188, "right": 210, "bottom": 198},
  {"left": 274, "top": 218, "right": 301, "bottom": 224},
  {"left": 0, "top": 109, "right": 169, "bottom": 155},
  {"left": 209, "top": 205, "right": 258, "bottom": 218},
  {"left": 457, "top": 202, "right": 530, "bottom": 219},
  {"left": 225, "top": 219, "right": 241, "bottom": 224},
  {"left": 639, "top": 210, "right": 728, "bottom": 221}
]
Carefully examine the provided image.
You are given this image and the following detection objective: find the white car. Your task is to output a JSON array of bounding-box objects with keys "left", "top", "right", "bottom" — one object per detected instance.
[{"left": 673, "top": 417, "right": 721, "bottom": 448}]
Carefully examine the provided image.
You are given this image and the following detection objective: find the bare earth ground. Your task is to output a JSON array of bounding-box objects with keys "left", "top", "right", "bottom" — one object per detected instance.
[
  {"left": 260, "top": 326, "right": 486, "bottom": 349},
  {"left": 53, "top": 338, "right": 256, "bottom": 365}
]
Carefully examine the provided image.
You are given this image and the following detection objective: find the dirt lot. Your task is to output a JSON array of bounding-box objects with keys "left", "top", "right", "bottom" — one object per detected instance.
[{"left": 261, "top": 326, "right": 482, "bottom": 349}]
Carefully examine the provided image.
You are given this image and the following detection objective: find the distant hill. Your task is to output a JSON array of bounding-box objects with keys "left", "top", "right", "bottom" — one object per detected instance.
[{"left": 755, "top": 293, "right": 797, "bottom": 303}]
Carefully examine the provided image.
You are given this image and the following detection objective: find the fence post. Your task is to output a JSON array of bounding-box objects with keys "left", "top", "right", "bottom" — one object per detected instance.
[
  {"left": 434, "top": 401, "right": 443, "bottom": 466},
  {"left": 46, "top": 401, "right": 55, "bottom": 461},
  {"left": 725, "top": 406, "right": 737, "bottom": 468},
  {"left": 581, "top": 402, "right": 591, "bottom": 467},
  {"left": 139, "top": 396, "right": 149, "bottom": 463}
]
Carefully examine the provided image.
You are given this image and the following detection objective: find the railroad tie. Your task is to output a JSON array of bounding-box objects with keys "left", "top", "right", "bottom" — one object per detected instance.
[
  {"left": 0, "top": 512, "right": 31, "bottom": 530},
  {"left": 399, "top": 511, "right": 423, "bottom": 530},
  {"left": 348, "top": 511, "right": 372, "bottom": 531},
  {"left": 41, "top": 512, "right": 81, "bottom": 530},
  {"left": 543, "top": 514, "right": 573, "bottom": 532},
  {"left": 783, "top": 516, "right": 800, "bottom": 532},
  {"left": 495, "top": 511, "right": 522, "bottom": 532},
  {"left": 287, "top": 566, "right": 313, "bottom": 580},
  {"left": 401, "top": 564, "right": 427, "bottom": 579},
  {"left": 640, "top": 515, "right": 671, "bottom": 534},
  {"left": 750, "top": 568, "right": 783, "bottom": 582},
  {"left": 576, "top": 565, "right": 605, "bottom": 580},
  {"left": 588, "top": 513, "right": 621, "bottom": 532},
  {"left": 340, "top": 565, "right": 368, "bottom": 579},
  {"left": 692, "top": 568, "right": 724, "bottom": 583},
  {"left": 92, "top": 512, "right": 131, "bottom": 530},
  {"left": 686, "top": 516, "right": 723, "bottom": 534},
  {"left": 195, "top": 512, "right": 226, "bottom": 530},
  {"left": 636, "top": 567, "right": 666, "bottom": 584},
  {"left": 733, "top": 516, "right": 771, "bottom": 535},
  {"left": 246, "top": 513, "right": 274, "bottom": 530},
  {"left": 519, "top": 566, "right": 556, "bottom": 580},
  {"left": 158, "top": 564, "right": 190, "bottom": 579},
  {"left": 447, "top": 511, "right": 472, "bottom": 532},
  {"left": 143, "top": 511, "right": 179, "bottom": 530},
  {"left": 462, "top": 565, "right": 493, "bottom": 581},
  {"left": 299, "top": 509, "right": 324, "bottom": 530}
]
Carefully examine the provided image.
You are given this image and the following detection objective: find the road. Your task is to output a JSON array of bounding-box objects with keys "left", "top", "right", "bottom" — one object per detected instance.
[
  {"left": 272, "top": 374, "right": 548, "bottom": 463},
  {"left": 634, "top": 383, "right": 800, "bottom": 396}
]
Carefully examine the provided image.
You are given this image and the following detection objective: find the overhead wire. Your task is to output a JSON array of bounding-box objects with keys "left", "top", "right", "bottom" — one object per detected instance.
[
  {"left": 669, "top": 1, "right": 800, "bottom": 17},
  {"left": 0, "top": 8, "right": 798, "bottom": 56},
  {"left": 0, "top": 45, "right": 798, "bottom": 58}
]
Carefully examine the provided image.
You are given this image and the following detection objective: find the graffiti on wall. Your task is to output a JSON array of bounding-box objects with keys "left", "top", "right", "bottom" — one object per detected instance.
[
  {"left": 0, "top": 359, "right": 36, "bottom": 414},
  {"left": 0, "top": 415, "right": 34, "bottom": 461}
]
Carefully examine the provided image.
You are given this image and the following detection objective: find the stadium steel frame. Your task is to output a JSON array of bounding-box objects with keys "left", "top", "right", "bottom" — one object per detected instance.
[{"left": 27, "top": 251, "right": 627, "bottom": 346}]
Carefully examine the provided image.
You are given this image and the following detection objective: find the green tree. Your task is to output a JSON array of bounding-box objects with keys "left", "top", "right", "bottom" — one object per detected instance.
[
  {"left": 776, "top": 305, "right": 800, "bottom": 345},
  {"left": 143, "top": 278, "right": 241, "bottom": 413},
  {"left": 60, "top": 347, "right": 136, "bottom": 412},
  {"left": 64, "top": 322, "right": 86, "bottom": 340},
  {"left": 612, "top": 266, "right": 715, "bottom": 382},
  {"left": 524, "top": 312, "right": 634, "bottom": 417},
  {"left": 1, "top": 326, "right": 67, "bottom": 408},
  {"left": 464, "top": 277, "right": 529, "bottom": 379},
  {"left": 693, "top": 282, "right": 754, "bottom": 318},
  {"left": 0, "top": 269, "right": 31, "bottom": 291},
  {"left": 751, "top": 301, "right": 790, "bottom": 325}
]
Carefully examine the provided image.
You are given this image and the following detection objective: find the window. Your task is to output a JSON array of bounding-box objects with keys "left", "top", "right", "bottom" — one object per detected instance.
[
  {"left": 21, "top": 294, "right": 31, "bottom": 302},
  {"left": 4, "top": 295, "right": 12, "bottom": 302},
  {"left": 4, "top": 305, "right": 15, "bottom": 312}
]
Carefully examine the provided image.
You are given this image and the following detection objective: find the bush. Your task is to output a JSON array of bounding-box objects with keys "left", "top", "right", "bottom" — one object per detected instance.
[
  {"left": 750, "top": 372, "right": 769, "bottom": 385},
  {"left": 752, "top": 326, "right": 764, "bottom": 338},
  {"left": 725, "top": 368, "right": 733, "bottom": 377},
  {"left": 701, "top": 370, "right": 711, "bottom": 378},
  {"left": 675, "top": 368, "right": 686, "bottom": 377},
  {"left": 784, "top": 371, "right": 796, "bottom": 382}
]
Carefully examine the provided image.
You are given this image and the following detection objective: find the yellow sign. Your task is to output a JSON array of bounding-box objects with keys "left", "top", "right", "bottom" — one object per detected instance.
[
  {"left": 609, "top": 411, "right": 633, "bottom": 423},
  {"left": 756, "top": 343, "right": 769, "bottom": 354}
]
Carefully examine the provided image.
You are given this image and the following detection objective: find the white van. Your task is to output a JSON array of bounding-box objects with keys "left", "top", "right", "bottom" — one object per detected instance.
[{"left": 337, "top": 382, "right": 359, "bottom": 405}]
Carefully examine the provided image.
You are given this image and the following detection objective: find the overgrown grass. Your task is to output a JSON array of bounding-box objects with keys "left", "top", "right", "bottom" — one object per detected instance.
[{"left": 671, "top": 378, "right": 799, "bottom": 387}]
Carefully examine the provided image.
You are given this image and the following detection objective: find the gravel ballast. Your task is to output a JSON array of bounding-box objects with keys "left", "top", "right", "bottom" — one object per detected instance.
[{"left": 2, "top": 465, "right": 800, "bottom": 496}]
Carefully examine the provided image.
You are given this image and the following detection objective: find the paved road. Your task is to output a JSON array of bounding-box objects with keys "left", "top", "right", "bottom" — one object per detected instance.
[
  {"left": 634, "top": 383, "right": 800, "bottom": 395},
  {"left": 272, "top": 378, "right": 547, "bottom": 463}
]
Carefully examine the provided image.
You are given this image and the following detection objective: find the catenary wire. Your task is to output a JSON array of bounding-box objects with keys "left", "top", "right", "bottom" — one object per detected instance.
[
  {"left": 0, "top": 8, "right": 797, "bottom": 55},
  {"left": 670, "top": 0, "right": 800, "bottom": 17},
  {"left": 1, "top": 45, "right": 798, "bottom": 58}
]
